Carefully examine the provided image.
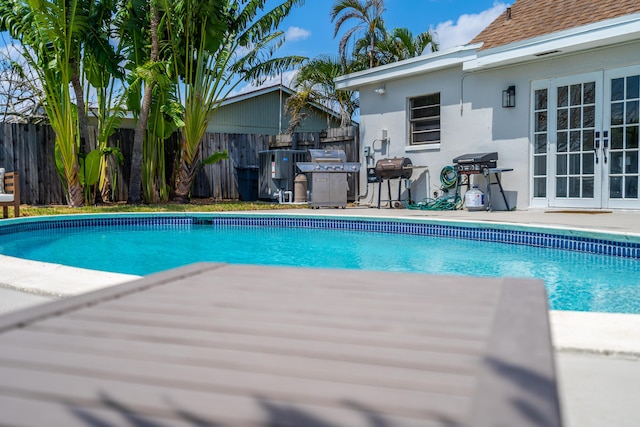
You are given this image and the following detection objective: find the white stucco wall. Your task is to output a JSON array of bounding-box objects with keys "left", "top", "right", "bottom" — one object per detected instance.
[{"left": 357, "top": 40, "right": 640, "bottom": 210}]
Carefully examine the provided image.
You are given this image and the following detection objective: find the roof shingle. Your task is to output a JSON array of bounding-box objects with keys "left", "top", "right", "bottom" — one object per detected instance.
[{"left": 470, "top": 0, "right": 640, "bottom": 50}]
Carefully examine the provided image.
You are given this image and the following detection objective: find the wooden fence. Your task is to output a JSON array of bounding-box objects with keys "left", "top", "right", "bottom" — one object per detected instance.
[{"left": 0, "top": 123, "right": 359, "bottom": 205}]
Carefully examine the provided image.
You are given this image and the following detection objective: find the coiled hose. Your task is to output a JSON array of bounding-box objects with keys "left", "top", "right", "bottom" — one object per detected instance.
[{"left": 407, "top": 165, "right": 462, "bottom": 210}]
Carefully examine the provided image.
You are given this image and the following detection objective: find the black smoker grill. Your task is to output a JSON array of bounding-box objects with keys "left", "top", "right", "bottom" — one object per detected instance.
[
  {"left": 297, "top": 149, "right": 361, "bottom": 208},
  {"left": 372, "top": 157, "right": 413, "bottom": 209}
]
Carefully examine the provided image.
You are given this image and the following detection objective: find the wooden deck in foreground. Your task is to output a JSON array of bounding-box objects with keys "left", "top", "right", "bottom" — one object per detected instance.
[{"left": 0, "top": 263, "right": 561, "bottom": 427}]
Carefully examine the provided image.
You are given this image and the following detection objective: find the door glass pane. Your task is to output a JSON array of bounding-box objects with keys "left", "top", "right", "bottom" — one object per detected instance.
[
  {"left": 558, "top": 86, "right": 568, "bottom": 107},
  {"left": 534, "top": 156, "right": 547, "bottom": 175},
  {"left": 534, "top": 178, "right": 546, "bottom": 197},
  {"left": 582, "top": 153, "right": 594, "bottom": 174},
  {"left": 536, "top": 112, "right": 548, "bottom": 132},
  {"left": 627, "top": 127, "right": 639, "bottom": 149},
  {"left": 611, "top": 152, "right": 623, "bottom": 174},
  {"left": 535, "top": 134, "right": 547, "bottom": 153},
  {"left": 583, "top": 130, "right": 595, "bottom": 151},
  {"left": 627, "top": 76, "right": 639, "bottom": 99},
  {"left": 557, "top": 154, "right": 568, "bottom": 174},
  {"left": 611, "top": 103, "right": 624, "bottom": 125},
  {"left": 611, "top": 127, "right": 624, "bottom": 149},
  {"left": 569, "top": 177, "right": 581, "bottom": 197},
  {"left": 557, "top": 110, "right": 567, "bottom": 130},
  {"left": 627, "top": 101, "right": 639, "bottom": 124},
  {"left": 584, "top": 82, "right": 596, "bottom": 104},
  {"left": 612, "top": 78, "right": 625, "bottom": 101},
  {"left": 570, "top": 107, "right": 581, "bottom": 128},
  {"left": 557, "top": 132, "right": 568, "bottom": 152},
  {"left": 570, "top": 131, "right": 581, "bottom": 151},
  {"left": 583, "top": 177, "right": 594, "bottom": 198},
  {"left": 569, "top": 154, "right": 581, "bottom": 174},
  {"left": 610, "top": 176, "right": 622, "bottom": 198},
  {"left": 570, "top": 84, "right": 582, "bottom": 105},
  {"left": 535, "top": 89, "right": 548, "bottom": 110},
  {"left": 627, "top": 177, "right": 638, "bottom": 198},
  {"left": 556, "top": 177, "right": 567, "bottom": 197},
  {"left": 626, "top": 151, "right": 639, "bottom": 174},
  {"left": 583, "top": 106, "right": 595, "bottom": 127}
]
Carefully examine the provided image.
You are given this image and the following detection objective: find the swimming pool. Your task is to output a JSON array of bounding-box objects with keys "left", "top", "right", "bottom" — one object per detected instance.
[{"left": 1, "top": 213, "right": 639, "bottom": 314}]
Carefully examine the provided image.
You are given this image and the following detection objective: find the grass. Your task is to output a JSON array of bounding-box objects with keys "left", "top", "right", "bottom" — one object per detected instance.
[{"left": 9, "top": 200, "right": 307, "bottom": 218}]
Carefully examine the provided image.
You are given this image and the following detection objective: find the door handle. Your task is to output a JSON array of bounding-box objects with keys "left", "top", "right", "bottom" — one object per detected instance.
[
  {"left": 602, "top": 131, "right": 609, "bottom": 164},
  {"left": 594, "top": 131, "right": 600, "bottom": 164}
]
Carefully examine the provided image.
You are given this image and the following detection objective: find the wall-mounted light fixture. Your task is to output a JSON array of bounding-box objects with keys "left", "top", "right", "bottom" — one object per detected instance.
[
  {"left": 502, "top": 85, "right": 516, "bottom": 108},
  {"left": 374, "top": 83, "right": 386, "bottom": 95}
]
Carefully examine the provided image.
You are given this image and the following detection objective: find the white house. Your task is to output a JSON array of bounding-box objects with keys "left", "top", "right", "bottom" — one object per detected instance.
[{"left": 335, "top": 0, "right": 640, "bottom": 210}]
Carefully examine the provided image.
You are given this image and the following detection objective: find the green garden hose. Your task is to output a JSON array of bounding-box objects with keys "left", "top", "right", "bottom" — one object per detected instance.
[
  {"left": 407, "top": 165, "right": 461, "bottom": 211},
  {"left": 440, "top": 165, "right": 457, "bottom": 190}
]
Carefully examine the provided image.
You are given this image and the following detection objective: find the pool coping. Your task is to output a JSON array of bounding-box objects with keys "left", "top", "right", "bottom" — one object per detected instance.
[{"left": 1, "top": 211, "right": 640, "bottom": 356}]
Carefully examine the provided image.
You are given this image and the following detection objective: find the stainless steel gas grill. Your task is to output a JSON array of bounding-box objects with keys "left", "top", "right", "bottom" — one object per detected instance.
[
  {"left": 296, "top": 149, "right": 361, "bottom": 208},
  {"left": 452, "top": 152, "right": 513, "bottom": 211}
]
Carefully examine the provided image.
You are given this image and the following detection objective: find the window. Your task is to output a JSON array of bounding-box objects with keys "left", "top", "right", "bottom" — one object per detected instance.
[{"left": 409, "top": 93, "right": 440, "bottom": 145}]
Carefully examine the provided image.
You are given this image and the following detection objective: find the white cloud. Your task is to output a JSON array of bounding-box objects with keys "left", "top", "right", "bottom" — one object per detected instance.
[
  {"left": 285, "top": 26, "right": 311, "bottom": 42},
  {"left": 433, "top": 2, "right": 508, "bottom": 50}
]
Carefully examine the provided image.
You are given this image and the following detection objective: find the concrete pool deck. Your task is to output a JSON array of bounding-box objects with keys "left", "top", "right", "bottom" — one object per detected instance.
[{"left": 1, "top": 207, "right": 639, "bottom": 426}]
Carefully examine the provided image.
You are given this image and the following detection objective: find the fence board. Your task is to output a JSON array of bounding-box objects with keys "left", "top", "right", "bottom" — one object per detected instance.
[{"left": 0, "top": 124, "right": 358, "bottom": 205}]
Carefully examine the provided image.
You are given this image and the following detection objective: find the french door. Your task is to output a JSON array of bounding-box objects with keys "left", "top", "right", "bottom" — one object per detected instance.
[{"left": 531, "top": 66, "right": 640, "bottom": 209}]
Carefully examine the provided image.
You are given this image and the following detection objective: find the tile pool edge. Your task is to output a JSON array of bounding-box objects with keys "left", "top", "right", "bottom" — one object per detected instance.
[{"left": 2, "top": 211, "right": 640, "bottom": 259}]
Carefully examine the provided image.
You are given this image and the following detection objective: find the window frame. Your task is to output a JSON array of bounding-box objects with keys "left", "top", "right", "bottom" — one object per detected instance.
[{"left": 409, "top": 93, "right": 441, "bottom": 146}]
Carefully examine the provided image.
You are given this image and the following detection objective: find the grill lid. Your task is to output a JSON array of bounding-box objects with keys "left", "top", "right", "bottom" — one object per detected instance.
[
  {"left": 374, "top": 157, "right": 413, "bottom": 179},
  {"left": 297, "top": 162, "right": 361, "bottom": 173},
  {"left": 452, "top": 152, "right": 498, "bottom": 164},
  {"left": 298, "top": 149, "right": 360, "bottom": 173},
  {"left": 308, "top": 149, "right": 347, "bottom": 163}
]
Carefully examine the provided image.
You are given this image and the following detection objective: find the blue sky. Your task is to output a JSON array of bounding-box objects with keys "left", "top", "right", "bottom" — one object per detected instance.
[
  {"left": 236, "top": 0, "right": 510, "bottom": 93},
  {"left": 278, "top": 0, "right": 509, "bottom": 58},
  {"left": 1, "top": 0, "right": 511, "bottom": 97}
]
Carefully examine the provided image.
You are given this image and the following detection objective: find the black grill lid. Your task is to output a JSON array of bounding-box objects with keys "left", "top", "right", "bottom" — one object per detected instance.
[{"left": 453, "top": 152, "right": 498, "bottom": 164}]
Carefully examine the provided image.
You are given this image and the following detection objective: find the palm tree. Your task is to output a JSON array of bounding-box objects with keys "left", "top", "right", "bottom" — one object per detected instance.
[
  {"left": 355, "top": 26, "right": 439, "bottom": 66},
  {"left": 289, "top": 55, "right": 359, "bottom": 129},
  {"left": 124, "top": 0, "right": 167, "bottom": 204},
  {"left": 1, "top": 0, "right": 88, "bottom": 206},
  {"left": 385, "top": 27, "right": 439, "bottom": 61},
  {"left": 163, "top": 0, "right": 305, "bottom": 203},
  {"left": 331, "top": 0, "right": 385, "bottom": 69}
]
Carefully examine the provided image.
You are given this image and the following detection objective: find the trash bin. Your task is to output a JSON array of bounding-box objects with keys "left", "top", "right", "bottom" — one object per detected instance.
[
  {"left": 236, "top": 166, "right": 259, "bottom": 201},
  {"left": 294, "top": 174, "right": 307, "bottom": 203}
]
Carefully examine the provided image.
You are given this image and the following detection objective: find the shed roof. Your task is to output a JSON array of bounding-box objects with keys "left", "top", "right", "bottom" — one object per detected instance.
[{"left": 471, "top": 0, "right": 640, "bottom": 50}]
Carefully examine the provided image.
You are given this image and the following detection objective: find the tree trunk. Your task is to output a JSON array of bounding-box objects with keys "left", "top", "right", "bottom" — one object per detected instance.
[
  {"left": 128, "top": 85, "right": 154, "bottom": 204},
  {"left": 67, "top": 163, "right": 84, "bottom": 207},
  {"left": 99, "top": 156, "right": 111, "bottom": 202},
  {"left": 127, "top": 1, "right": 160, "bottom": 204},
  {"left": 71, "top": 58, "right": 90, "bottom": 154},
  {"left": 172, "top": 136, "right": 200, "bottom": 203}
]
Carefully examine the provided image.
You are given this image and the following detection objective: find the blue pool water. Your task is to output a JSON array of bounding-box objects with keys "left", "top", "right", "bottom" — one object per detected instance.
[{"left": 1, "top": 219, "right": 640, "bottom": 314}]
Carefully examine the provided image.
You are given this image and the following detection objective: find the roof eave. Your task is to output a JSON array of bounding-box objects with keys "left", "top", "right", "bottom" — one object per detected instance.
[
  {"left": 334, "top": 44, "right": 481, "bottom": 90},
  {"left": 464, "top": 13, "right": 640, "bottom": 71}
]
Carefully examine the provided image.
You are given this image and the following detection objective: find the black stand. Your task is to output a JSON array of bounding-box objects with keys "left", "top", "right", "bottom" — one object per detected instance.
[
  {"left": 377, "top": 178, "right": 412, "bottom": 209},
  {"left": 454, "top": 168, "right": 513, "bottom": 211}
]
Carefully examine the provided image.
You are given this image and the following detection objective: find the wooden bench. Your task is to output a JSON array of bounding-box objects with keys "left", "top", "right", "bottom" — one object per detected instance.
[
  {"left": 0, "top": 263, "right": 562, "bottom": 426},
  {"left": 0, "top": 171, "right": 20, "bottom": 218}
]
